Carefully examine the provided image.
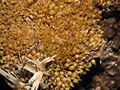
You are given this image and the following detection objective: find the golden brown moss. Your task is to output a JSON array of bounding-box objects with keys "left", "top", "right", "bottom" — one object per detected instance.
[{"left": 0, "top": 0, "right": 112, "bottom": 90}]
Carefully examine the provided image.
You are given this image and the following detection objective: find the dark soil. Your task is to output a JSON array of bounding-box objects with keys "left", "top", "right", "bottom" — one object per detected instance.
[{"left": 0, "top": 75, "right": 12, "bottom": 90}]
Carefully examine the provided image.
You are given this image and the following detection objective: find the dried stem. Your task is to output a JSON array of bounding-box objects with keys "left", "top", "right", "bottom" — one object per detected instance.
[
  {"left": 0, "top": 68, "right": 18, "bottom": 84},
  {"left": 0, "top": 68, "right": 31, "bottom": 90},
  {"left": 0, "top": 54, "right": 56, "bottom": 90}
]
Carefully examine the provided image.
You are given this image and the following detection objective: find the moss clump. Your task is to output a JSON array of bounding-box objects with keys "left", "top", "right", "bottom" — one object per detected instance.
[{"left": 0, "top": 0, "right": 112, "bottom": 90}]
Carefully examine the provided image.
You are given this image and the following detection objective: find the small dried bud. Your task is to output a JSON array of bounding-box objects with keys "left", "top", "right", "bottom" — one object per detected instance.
[
  {"left": 69, "top": 66, "right": 75, "bottom": 70},
  {"left": 75, "top": 54, "right": 79, "bottom": 58},
  {"left": 64, "top": 63, "right": 70, "bottom": 68},
  {"left": 57, "top": 81, "right": 62, "bottom": 86},
  {"left": 0, "top": 51, "right": 4, "bottom": 56},
  {"left": 91, "top": 59, "right": 96, "bottom": 64},
  {"left": 67, "top": 71, "right": 72, "bottom": 76},
  {"left": 35, "top": 52, "right": 40, "bottom": 58},
  {"left": 27, "top": 54, "right": 33, "bottom": 59},
  {"left": 54, "top": 72, "right": 59, "bottom": 76},
  {"left": 2, "top": 56, "right": 7, "bottom": 61},
  {"left": 62, "top": 84, "right": 66, "bottom": 88},
  {"left": 66, "top": 59, "right": 71, "bottom": 62},
  {"left": 73, "top": 78, "right": 79, "bottom": 84},
  {"left": 31, "top": 50, "right": 36, "bottom": 56},
  {"left": 56, "top": 77, "right": 61, "bottom": 81}
]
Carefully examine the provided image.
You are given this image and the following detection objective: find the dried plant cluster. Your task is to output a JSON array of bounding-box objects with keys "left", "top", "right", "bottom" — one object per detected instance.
[
  {"left": 101, "top": 1, "right": 120, "bottom": 51},
  {"left": 0, "top": 0, "right": 112, "bottom": 90}
]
